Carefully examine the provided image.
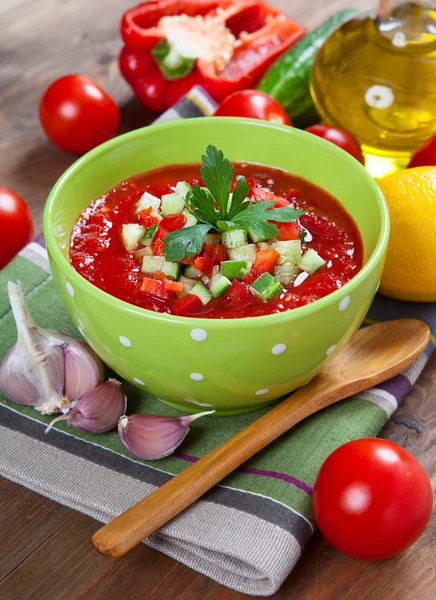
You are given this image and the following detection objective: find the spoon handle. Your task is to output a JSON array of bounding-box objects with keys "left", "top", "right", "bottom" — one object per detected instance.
[
  {"left": 92, "top": 318, "right": 429, "bottom": 558},
  {"left": 92, "top": 376, "right": 350, "bottom": 557}
]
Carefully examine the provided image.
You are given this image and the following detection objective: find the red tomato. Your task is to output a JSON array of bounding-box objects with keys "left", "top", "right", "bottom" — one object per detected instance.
[
  {"left": 0, "top": 188, "right": 33, "bottom": 269},
  {"left": 313, "top": 439, "right": 433, "bottom": 560},
  {"left": 305, "top": 124, "right": 365, "bottom": 165},
  {"left": 39, "top": 75, "right": 120, "bottom": 154},
  {"left": 214, "top": 90, "right": 292, "bottom": 126},
  {"left": 408, "top": 134, "right": 436, "bottom": 168}
]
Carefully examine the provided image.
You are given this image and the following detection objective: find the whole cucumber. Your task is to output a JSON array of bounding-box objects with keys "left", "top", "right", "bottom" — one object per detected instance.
[{"left": 257, "top": 9, "right": 358, "bottom": 128}]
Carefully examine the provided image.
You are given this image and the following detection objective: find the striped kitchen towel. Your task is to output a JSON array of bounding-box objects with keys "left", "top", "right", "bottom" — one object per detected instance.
[{"left": 1, "top": 87, "right": 435, "bottom": 597}]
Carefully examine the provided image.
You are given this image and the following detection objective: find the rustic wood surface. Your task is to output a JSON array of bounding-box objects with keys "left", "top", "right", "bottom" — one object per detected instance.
[{"left": 0, "top": 0, "right": 435, "bottom": 599}]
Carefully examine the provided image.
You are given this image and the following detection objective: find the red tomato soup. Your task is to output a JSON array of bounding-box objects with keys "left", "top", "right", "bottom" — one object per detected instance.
[{"left": 70, "top": 163, "right": 363, "bottom": 318}]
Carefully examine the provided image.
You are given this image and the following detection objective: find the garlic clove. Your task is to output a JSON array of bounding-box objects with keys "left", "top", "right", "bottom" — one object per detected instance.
[
  {"left": 63, "top": 341, "right": 105, "bottom": 401},
  {"left": 45, "top": 378, "right": 126, "bottom": 434},
  {"left": 118, "top": 411, "right": 214, "bottom": 460},
  {"left": 0, "top": 282, "right": 67, "bottom": 414}
]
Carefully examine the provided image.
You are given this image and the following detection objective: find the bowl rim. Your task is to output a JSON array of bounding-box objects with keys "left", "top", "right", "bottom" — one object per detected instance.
[{"left": 43, "top": 117, "right": 389, "bottom": 328}]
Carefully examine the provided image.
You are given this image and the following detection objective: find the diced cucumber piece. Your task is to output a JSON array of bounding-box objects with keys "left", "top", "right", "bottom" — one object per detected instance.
[
  {"left": 222, "top": 229, "right": 247, "bottom": 248},
  {"left": 179, "top": 275, "right": 197, "bottom": 296},
  {"left": 298, "top": 249, "right": 326, "bottom": 274},
  {"left": 141, "top": 256, "right": 165, "bottom": 274},
  {"left": 257, "top": 242, "right": 271, "bottom": 250},
  {"left": 248, "top": 228, "right": 269, "bottom": 243},
  {"left": 175, "top": 181, "right": 191, "bottom": 199},
  {"left": 272, "top": 240, "right": 302, "bottom": 266},
  {"left": 204, "top": 233, "right": 221, "bottom": 244},
  {"left": 162, "top": 261, "right": 181, "bottom": 280},
  {"left": 190, "top": 282, "right": 213, "bottom": 306},
  {"left": 185, "top": 264, "right": 203, "bottom": 279},
  {"left": 134, "top": 191, "right": 161, "bottom": 214},
  {"left": 228, "top": 244, "right": 256, "bottom": 262},
  {"left": 161, "top": 193, "right": 185, "bottom": 216},
  {"left": 209, "top": 273, "right": 231, "bottom": 298},
  {"left": 250, "top": 272, "right": 283, "bottom": 301},
  {"left": 274, "top": 263, "right": 298, "bottom": 285},
  {"left": 182, "top": 211, "right": 198, "bottom": 228},
  {"left": 141, "top": 223, "right": 158, "bottom": 246},
  {"left": 122, "top": 224, "right": 146, "bottom": 251},
  {"left": 221, "top": 260, "right": 252, "bottom": 280}
]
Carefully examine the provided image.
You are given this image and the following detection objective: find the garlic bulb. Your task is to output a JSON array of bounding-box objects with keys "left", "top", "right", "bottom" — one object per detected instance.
[
  {"left": 63, "top": 341, "right": 105, "bottom": 400},
  {"left": 0, "top": 281, "right": 105, "bottom": 414},
  {"left": 118, "top": 411, "right": 214, "bottom": 460},
  {"left": 45, "top": 379, "right": 126, "bottom": 434},
  {"left": 0, "top": 282, "right": 67, "bottom": 414}
]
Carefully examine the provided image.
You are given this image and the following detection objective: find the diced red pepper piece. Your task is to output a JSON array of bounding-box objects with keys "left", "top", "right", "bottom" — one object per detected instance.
[
  {"left": 140, "top": 276, "right": 171, "bottom": 300},
  {"left": 253, "top": 187, "right": 289, "bottom": 208},
  {"left": 277, "top": 221, "right": 300, "bottom": 241},
  {"left": 202, "top": 242, "right": 227, "bottom": 265},
  {"left": 245, "top": 248, "right": 279, "bottom": 284},
  {"left": 160, "top": 213, "right": 186, "bottom": 231},
  {"left": 155, "top": 271, "right": 185, "bottom": 294},
  {"left": 174, "top": 293, "right": 203, "bottom": 316},
  {"left": 193, "top": 256, "right": 214, "bottom": 277},
  {"left": 139, "top": 207, "right": 160, "bottom": 228},
  {"left": 152, "top": 226, "right": 170, "bottom": 255},
  {"left": 119, "top": 1, "right": 306, "bottom": 111}
]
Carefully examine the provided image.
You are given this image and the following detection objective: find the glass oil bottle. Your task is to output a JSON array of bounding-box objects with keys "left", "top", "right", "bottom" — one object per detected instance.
[{"left": 311, "top": 1, "right": 436, "bottom": 177}]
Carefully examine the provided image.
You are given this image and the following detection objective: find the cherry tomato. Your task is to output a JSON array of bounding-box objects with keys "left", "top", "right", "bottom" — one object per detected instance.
[
  {"left": 305, "top": 124, "right": 365, "bottom": 165},
  {"left": 0, "top": 188, "right": 33, "bottom": 269},
  {"left": 313, "top": 439, "right": 432, "bottom": 560},
  {"left": 39, "top": 75, "right": 120, "bottom": 154},
  {"left": 214, "top": 90, "right": 292, "bottom": 126},
  {"left": 408, "top": 134, "right": 436, "bottom": 168}
]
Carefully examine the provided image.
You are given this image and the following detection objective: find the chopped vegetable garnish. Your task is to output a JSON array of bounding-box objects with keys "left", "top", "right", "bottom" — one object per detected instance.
[
  {"left": 163, "top": 145, "right": 305, "bottom": 263},
  {"left": 70, "top": 150, "right": 363, "bottom": 318}
]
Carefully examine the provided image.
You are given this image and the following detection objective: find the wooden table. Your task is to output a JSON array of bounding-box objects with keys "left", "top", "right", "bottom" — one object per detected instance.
[{"left": 1, "top": 1, "right": 435, "bottom": 598}]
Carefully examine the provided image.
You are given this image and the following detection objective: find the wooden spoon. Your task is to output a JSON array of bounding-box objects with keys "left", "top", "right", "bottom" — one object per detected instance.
[{"left": 92, "top": 319, "right": 430, "bottom": 557}]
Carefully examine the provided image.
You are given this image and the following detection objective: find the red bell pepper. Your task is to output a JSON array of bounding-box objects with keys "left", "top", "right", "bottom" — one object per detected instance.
[
  {"left": 245, "top": 248, "right": 279, "bottom": 283},
  {"left": 277, "top": 221, "right": 300, "bottom": 240},
  {"left": 120, "top": 0, "right": 306, "bottom": 112},
  {"left": 174, "top": 293, "right": 203, "bottom": 315},
  {"left": 140, "top": 276, "right": 171, "bottom": 300}
]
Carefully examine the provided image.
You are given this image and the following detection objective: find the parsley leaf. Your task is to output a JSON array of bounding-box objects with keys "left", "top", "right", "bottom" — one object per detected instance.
[
  {"left": 232, "top": 202, "right": 305, "bottom": 226},
  {"left": 163, "top": 224, "right": 212, "bottom": 262},
  {"left": 200, "top": 145, "right": 234, "bottom": 219},
  {"left": 188, "top": 185, "right": 219, "bottom": 226},
  {"left": 161, "top": 144, "right": 306, "bottom": 262},
  {"left": 227, "top": 175, "right": 251, "bottom": 220}
]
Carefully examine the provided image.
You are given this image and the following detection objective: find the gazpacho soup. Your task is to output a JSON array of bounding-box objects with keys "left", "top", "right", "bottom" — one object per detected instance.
[{"left": 70, "top": 145, "right": 363, "bottom": 318}]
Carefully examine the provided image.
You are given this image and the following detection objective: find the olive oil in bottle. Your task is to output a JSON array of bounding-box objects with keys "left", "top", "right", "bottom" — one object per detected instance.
[{"left": 311, "top": 1, "right": 436, "bottom": 177}]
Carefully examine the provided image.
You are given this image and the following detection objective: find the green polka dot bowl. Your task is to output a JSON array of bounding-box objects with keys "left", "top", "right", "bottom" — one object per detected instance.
[{"left": 44, "top": 118, "right": 389, "bottom": 415}]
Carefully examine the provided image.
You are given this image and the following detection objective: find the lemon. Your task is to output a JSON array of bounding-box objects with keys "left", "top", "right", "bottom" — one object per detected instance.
[{"left": 378, "top": 166, "right": 436, "bottom": 302}]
